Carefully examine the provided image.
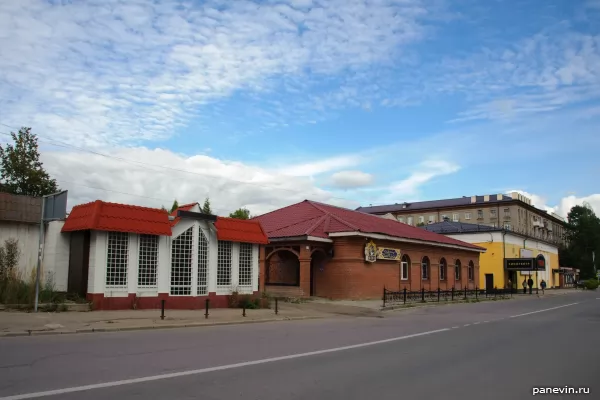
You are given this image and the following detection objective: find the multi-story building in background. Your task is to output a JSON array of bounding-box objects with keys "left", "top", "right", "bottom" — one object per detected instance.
[{"left": 356, "top": 192, "right": 567, "bottom": 247}]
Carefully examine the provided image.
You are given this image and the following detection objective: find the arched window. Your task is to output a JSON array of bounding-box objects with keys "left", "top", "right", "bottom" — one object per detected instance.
[
  {"left": 455, "top": 259, "right": 462, "bottom": 281},
  {"left": 468, "top": 261, "right": 475, "bottom": 281},
  {"left": 421, "top": 256, "right": 430, "bottom": 280},
  {"left": 401, "top": 254, "right": 411, "bottom": 281},
  {"left": 439, "top": 258, "right": 447, "bottom": 281}
]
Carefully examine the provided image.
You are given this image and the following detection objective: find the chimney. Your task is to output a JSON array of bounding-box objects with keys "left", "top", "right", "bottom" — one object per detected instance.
[
  {"left": 497, "top": 194, "right": 502, "bottom": 200},
  {"left": 470, "top": 196, "right": 476, "bottom": 203},
  {"left": 484, "top": 195, "right": 489, "bottom": 202}
]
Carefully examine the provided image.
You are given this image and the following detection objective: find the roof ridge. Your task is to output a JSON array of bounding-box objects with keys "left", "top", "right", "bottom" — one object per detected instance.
[
  {"left": 251, "top": 200, "right": 309, "bottom": 220},
  {"left": 100, "top": 200, "right": 165, "bottom": 213},
  {"left": 306, "top": 201, "right": 360, "bottom": 232},
  {"left": 267, "top": 215, "right": 324, "bottom": 236},
  {"left": 305, "top": 214, "right": 330, "bottom": 235}
]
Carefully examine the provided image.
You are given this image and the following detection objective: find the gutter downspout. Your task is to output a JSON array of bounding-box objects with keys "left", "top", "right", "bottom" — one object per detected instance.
[{"left": 503, "top": 229, "right": 507, "bottom": 288}]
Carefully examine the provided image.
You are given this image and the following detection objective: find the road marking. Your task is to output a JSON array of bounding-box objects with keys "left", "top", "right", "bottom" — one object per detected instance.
[
  {"left": 482, "top": 321, "right": 489, "bottom": 323},
  {"left": 508, "top": 302, "right": 579, "bottom": 318},
  {"left": 463, "top": 324, "right": 470, "bottom": 326},
  {"left": 451, "top": 326, "right": 459, "bottom": 329},
  {"left": 0, "top": 328, "right": 450, "bottom": 400}
]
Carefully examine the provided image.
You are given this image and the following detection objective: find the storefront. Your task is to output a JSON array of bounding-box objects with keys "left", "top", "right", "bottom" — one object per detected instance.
[{"left": 254, "top": 200, "right": 485, "bottom": 299}]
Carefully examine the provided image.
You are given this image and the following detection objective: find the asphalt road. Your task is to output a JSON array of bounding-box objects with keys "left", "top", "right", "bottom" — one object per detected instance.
[{"left": 0, "top": 292, "right": 598, "bottom": 400}]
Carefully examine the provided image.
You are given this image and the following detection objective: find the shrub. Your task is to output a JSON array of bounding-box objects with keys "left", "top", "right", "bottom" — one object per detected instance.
[
  {"left": 0, "top": 238, "right": 20, "bottom": 279},
  {"left": 227, "top": 290, "right": 240, "bottom": 308},
  {"left": 584, "top": 279, "right": 599, "bottom": 290}
]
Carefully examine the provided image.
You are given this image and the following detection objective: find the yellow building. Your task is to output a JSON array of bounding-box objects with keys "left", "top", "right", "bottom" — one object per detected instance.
[{"left": 421, "top": 222, "right": 559, "bottom": 290}]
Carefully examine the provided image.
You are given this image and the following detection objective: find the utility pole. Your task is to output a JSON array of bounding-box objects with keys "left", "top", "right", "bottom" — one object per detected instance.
[{"left": 33, "top": 197, "right": 46, "bottom": 313}]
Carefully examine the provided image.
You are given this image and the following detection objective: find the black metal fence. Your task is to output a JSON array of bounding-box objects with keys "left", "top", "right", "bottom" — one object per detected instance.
[{"left": 382, "top": 287, "right": 514, "bottom": 307}]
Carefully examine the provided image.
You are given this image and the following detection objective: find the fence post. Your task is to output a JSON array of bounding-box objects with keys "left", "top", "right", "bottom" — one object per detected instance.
[
  {"left": 205, "top": 299, "right": 210, "bottom": 319},
  {"left": 242, "top": 303, "right": 246, "bottom": 317},
  {"left": 275, "top": 297, "right": 279, "bottom": 315},
  {"left": 475, "top": 287, "right": 478, "bottom": 300},
  {"left": 421, "top": 288, "right": 425, "bottom": 302},
  {"left": 464, "top": 287, "right": 467, "bottom": 300},
  {"left": 403, "top": 288, "right": 407, "bottom": 304},
  {"left": 451, "top": 287, "right": 454, "bottom": 301},
  {"left": 382, "top": 287, "right": 386, "bottom": 308},
  {"left": 160, "top": 299, "right": 165, "bottom": 320},
  {"left": 437, "top": 287, "right": 440, "bottom": 302}
]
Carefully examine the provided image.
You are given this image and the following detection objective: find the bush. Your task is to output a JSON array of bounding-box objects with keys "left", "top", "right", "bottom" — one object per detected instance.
[{"left": 584, "top": 279, "right": 599, "bottom": 290}]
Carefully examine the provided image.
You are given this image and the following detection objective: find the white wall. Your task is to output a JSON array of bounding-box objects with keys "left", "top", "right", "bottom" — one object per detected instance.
[
  {"left": 0, "top": 220, "right": 70, "bottom": 291},
  {"left": 87, "top": 218, "right": 260, "bottom": 297}
]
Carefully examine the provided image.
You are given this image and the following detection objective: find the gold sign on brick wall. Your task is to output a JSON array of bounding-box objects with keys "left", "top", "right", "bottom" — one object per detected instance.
[{"left": 377, "top": 247, "right": 401, "bottom": 261}]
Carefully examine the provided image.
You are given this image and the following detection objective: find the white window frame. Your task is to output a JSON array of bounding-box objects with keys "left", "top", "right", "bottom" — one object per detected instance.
[
  {"left": 477, "top": 209, "right": 483, "bottom": 219},
  {"left": 138, "top": 234, "right": 158, "bottom": 288},
  {"left": 106, "top": 231, "right": 129, "bottom": 289},
  {"left": 429, "top": 215, "right": 435, "bottom": 223},
  {"left": 397, "top": 216, "right": 405, "bottom": 223},
  {"left": 401, "top": 261, "right": 409, "bottom": 280},
  {"left": 170, "top": 226, "right": 194, "bottom": 296},
  {"left": 197, "top": 227, "right": 209, "bottom": 295},
  {"left": 418, "top": 216, "right": 425, "bottom": 224},
  {"left": 452, "top": 213, "right": 459, "bottom": 222},
  {"left": 421, "top": 258, "right": 429, "bottom": 280},
  {"left": 217, "top": 240, "right": 233, "bottom": 288},
  {"left": 238, "top": 243, "right": 253, "bottom": 288},
  {"left": 439, "top": 259, "right": 446, "bottom": 281},
  {"left": 407, "top": 216, "right": 414, "bottom": 225},
  {"left": 465, "top": 212, "right": 471, "bottom": 220}
]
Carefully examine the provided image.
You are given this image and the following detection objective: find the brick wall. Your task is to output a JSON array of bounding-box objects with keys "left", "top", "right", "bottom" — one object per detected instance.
[
  {"left": 313, "top": 237, "right": 481, "bottom": 300},
  {"left": 0, "top": 192, "right": 41, "bottom": 223}
]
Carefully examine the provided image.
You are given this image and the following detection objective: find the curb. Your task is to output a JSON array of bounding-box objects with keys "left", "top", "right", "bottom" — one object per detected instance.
[
  {"left": 0, "top": 316, "right": 324, "bottom": 338},
  {"left": 381, "top": 296, "right": 513, "bottom": 312}
]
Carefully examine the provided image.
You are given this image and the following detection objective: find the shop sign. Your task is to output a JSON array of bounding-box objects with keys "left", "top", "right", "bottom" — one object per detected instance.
[
  {"left": 364, "top": 241, "right": 402, "bottom": 262},
  {"left": 505, "top": 258, "right": 534, "bottom": 271},
  {"left": 535, "top": 254, "right": 546, "bottom": 271},
  {"left": 377, "top": 247, "right": 401, "bottom": 261}
]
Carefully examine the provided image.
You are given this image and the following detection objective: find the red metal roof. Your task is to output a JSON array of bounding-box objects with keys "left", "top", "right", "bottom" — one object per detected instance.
[
  {"left": 62, "top": 200, "right": 172, "bottom": 236},
  {"left": 170, "top": 202, "right": 198, "bottom": 226},
  {"left": 253, "top": 200, "right": 484, "bottom": 251},
  {"left": 215, "top": 217, "right": 269, "bottom": 244}
]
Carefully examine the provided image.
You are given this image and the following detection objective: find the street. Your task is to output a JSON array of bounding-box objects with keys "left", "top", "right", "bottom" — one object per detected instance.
[{"left": 0, "top": 292, "right": 598, "bottom": 400}]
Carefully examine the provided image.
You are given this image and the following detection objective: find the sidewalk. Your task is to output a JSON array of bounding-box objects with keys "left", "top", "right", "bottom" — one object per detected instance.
[{"left": 0, "top": 301, "right": 384, "bottom": 337}]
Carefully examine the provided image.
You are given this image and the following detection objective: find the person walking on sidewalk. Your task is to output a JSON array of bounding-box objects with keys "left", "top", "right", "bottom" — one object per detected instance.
[
  {"left": 527, "top": 276, "right": 534, "bottom": 294},
  {"left": 522, "top": 278, "right": 528, "bottom": 294},
  {"left": 540, "top": 279, "right": 547, "bottom": 294}
]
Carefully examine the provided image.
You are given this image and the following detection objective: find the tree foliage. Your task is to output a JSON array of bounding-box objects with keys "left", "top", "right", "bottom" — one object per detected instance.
[
  {"left": 169, "top": 199, "right": 179, "bottom": 213},
  {"left": 0, "top": 127, "right": 59, "bottom": 196},
  {"left": 559, "top": 204, "right": 600, "bottom": 279},
  {"left": 202, "top": 197, "right": 212, "bottom": 214},
  {"left": 229, "top": 207, "right": 251, "bottom": 220}
]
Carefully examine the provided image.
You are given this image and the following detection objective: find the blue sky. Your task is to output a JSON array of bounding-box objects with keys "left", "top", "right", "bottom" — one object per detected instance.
[{"left": 0, "top": 0, "right": 599, "bottom": 216}]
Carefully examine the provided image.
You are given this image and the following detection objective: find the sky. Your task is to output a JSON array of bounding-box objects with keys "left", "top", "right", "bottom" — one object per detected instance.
[{"left": 0, "top": 0, "right": 599, "bottom": 218}]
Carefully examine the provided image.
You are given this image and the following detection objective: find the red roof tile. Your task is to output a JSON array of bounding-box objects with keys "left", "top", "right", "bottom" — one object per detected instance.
[
  {"left": 215, "top": 217, "right": 269, "bottom": 244},
  {"left": 253, "top": 200, "right": 484, "bottom": 251},
  {"left": 62, "top": 200, "right": 172, "bottom": 236},
  {"left": 170, "top": 203, "right": 198, "bottom": 226}
]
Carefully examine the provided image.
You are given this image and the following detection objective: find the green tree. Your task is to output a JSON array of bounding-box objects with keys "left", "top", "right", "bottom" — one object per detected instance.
[
  {"left": 560, "top": 204, "right": 600, "bottom": 279},
  {"left": 202, "top": 197, "right": 212, "bottom": 214},
  {"left": 0, "top": 127, "right": 59, "bottom": 196},
  {"left": 229, "top": 207, "right": 251, "bottom": 220},
  {"left": 169, "top": 199, "right": 179, "bottom": 213}
]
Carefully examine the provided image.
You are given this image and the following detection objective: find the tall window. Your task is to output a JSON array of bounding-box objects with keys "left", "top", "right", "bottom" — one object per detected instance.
[
  {"left": 504, "top": 208, "right": 510, "bottom": 218},
  {"left": 477, "top": 209, "right": 483, "bottom": 219},
  {"left": 397, "top": 216, "right": 405, "bottom": 223},
  {"left": 428, "top": 215, "right": 435, "bottom": 223},
  {"left": 465, "top": 212, "right": 471, "bottom": 220},
  {"left": 138, "top": 234, "right": 158, "bottom": 288},
  {"left": 407, "top": 216, "right": 414, "bottom": 225},
  {"left": 452, "top": 213, "right": 459, "bottom": 222},
  {"left": 217, "top": 240, "right": 232, "bottom": 287},
  {"left": 106, "top": 232, "right": 128, "bottom": 288},
  {"left": 421, "top": 256, "right": 430, "bottom": 280},
  {"left": 401, "top": 254, "right": 411, "bottom": 281},
  {"left": 455, "top": 259, "right": 462, "bottom": 281},
  {"left": 490, "top": 209, "right": 497, "bottom": 217},
  {"left": 468, "top": 261, "right": 475, "bottom": 281},
  {"left": 197, "top": 228, "right": 209, "bottom": 295},
  {"left": 238, "top": 243, "right": 253, "bottom": 287},
  {"left": 439, "top": 258, "right": 447, "bottom": 281},
  {"left": 418, "top": 216, "right": 425, "bottom": 224},
  {"left": 170, "top": 227, "right": 193, "bottom": 295}
]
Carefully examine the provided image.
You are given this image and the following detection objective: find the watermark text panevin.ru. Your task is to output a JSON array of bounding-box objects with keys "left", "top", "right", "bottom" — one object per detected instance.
[{"left": 533, "top": 387, "right": 590, "bottom": 396}]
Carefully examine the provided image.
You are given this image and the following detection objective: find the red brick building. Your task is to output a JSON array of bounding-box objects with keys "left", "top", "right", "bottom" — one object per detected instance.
[{"left": 253, "top": 200, "right": 485, "bottom": 299}]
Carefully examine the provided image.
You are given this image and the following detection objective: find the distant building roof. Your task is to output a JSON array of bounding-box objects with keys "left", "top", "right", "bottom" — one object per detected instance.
[
  {"left": 0, "top": 192, "right": 42, "bottom": 224},
  {"left": 253, "top": 200, "right": 485, "bottom": 252},
  {"left": 356, "top": 195, "right": 513, "bottom": 214},
  {"left": 419, "top": 220, "right": 501, "bottom": 234},
  {"left": 62, "top": 200, "right": 172, "bottom": 236}
]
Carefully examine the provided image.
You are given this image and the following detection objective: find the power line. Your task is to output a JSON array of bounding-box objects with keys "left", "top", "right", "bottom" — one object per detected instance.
[{"left": 0, "top": 124, "right": 364, "bottom": 203}]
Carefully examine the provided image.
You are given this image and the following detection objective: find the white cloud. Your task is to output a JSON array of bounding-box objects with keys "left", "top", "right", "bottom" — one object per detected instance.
[
  {"left": 0, "top": 0, "right": 434, "bottom": 146},
  {"left": 279, "top": 155, "right": 363, "bottom": 177},
  {"left": 507, "top": 190, "right": 600, "bottom": 220},
  {"left": 386, "top": 159, "right": 460, "bottom": 198},
  {"left": 330, "top": 170, "right": 374, "bottom": 188},
  {"left": 41, "top": 147, "right": 358, "bottom": 216}
]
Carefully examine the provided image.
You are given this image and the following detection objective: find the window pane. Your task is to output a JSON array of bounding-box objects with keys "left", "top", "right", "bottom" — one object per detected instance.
[
  {"left": 217, "top": 241, "right": 232, "bottom": 287},
  {"left": 138, "top": 234, "right": 158, "bottom": 287},
  {"left": 170, "top": 227, "right": 193, "bottom": 295},
  {"left": 106, "top": 232, "right": 128, "bottom": 288},
  {"left": 197, "top": 228, "right": 209, "bottom": 295},
  {"left": 238, "top": 243, "right": 253, "bottom": 287}
]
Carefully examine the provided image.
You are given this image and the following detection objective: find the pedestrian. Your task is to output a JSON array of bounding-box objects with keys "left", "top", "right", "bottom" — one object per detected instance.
[
  {"left": 540, "top": 279, "right": 546, "bottom": 294},
  {"left": 507, "top": 279, "right": 512, "bottom": 292},
  {"left": 522, "top": 278, "right": 527, "bottom": 294},
  {"left": 527, "top": 276, "right": 534, "bottom": 294}
]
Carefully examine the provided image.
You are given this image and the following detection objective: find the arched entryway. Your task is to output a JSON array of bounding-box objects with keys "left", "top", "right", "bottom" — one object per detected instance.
[{"left": 265, "top": 249, "right": 300, "bottom": 287}]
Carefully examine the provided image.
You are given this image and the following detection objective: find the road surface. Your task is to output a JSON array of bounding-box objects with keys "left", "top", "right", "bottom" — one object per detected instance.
[{"left": 0, "top": 292, "right": 598, "bottom": 399}]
